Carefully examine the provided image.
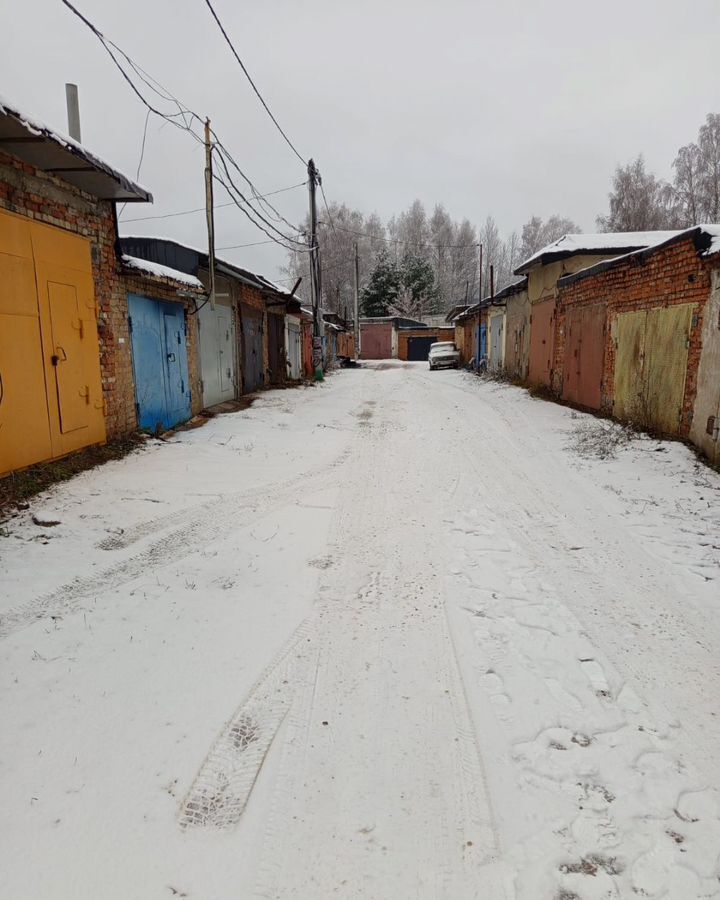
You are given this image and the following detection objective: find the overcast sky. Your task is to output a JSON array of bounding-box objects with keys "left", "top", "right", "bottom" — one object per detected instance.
[{"left": 2, "top": 0, "right": 719, "bottom": 282}]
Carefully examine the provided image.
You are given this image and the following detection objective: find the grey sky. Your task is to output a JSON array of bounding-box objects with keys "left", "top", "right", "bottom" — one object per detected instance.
[{"left": 2, "top": 0, "right": 718, "bottom": 282}]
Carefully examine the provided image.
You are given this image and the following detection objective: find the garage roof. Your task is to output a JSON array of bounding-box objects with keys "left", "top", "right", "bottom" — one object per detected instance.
[{"left": 0, "top": 95, "right": 152, "bottom": 203}]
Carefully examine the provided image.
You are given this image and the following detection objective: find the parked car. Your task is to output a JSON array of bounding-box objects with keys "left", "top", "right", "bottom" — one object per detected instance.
[{"left": 428, "top": 341, "right": 460, "bottom": 370}]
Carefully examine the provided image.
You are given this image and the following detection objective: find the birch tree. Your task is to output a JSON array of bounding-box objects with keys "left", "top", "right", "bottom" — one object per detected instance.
[{"left": 596, "top": 155, "right": 680, "bottom": 231}]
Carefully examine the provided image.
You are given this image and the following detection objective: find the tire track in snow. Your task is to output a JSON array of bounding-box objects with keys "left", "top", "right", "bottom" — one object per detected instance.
[
  {"left": 250, "top": 368, "right": 501, "bottom": 898},
  {"left": 0, "top": 441, "right": 355, "bottom": 640}
]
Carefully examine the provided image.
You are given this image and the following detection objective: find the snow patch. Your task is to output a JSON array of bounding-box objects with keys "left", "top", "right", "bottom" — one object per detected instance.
[{"left": 121, "top": 254, "right": 204, "bottom": 289}]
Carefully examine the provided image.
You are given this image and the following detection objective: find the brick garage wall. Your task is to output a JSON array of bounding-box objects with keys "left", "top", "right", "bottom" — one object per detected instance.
[
  {"left": 121, "top": 270, "right": 203, "bottom": 418},
  {"left": 0, "top": 151, "right": 141, "bottom": 437},
  {"left": 556, "top": 236, "right": 712, "bottom": 434}
]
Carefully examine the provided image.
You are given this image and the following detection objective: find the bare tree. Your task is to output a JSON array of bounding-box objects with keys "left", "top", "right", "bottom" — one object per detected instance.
[
  {"left": 596, "top": 155, "right": 681, "bottom": 231},
  {"left": 429, "top": 204, "right": 455, "bottom": 306},
  {"left": 285, "top": 201, "right": 385, "bottom": 317},
  {"left": 519, "top": 215, "right": 580, "bottom": 262},
  {"left": 450, "top": 219, "right": 478, "bottom": 304},
  {"left": 698, "top": 113, "right": 720, "bottom": 221},
  {"left": 673, "top": 142, "right": 703, "bottom": 226},
  {"left": 478, "top": 216, "right": 503, "bottom": 296}
]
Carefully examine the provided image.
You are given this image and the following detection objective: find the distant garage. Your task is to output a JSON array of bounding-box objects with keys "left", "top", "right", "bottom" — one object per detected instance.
[
  {"left": 407, "top": 335, "right": 435, "bottom": 360},
  {"left": 398, "top": 327, "right": 456, "bottom": 361}
]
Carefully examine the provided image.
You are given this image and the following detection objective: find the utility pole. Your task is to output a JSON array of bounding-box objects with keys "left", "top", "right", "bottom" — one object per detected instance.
[
  {"left": 353, "top": 242, "right": 360, "bottom": 361},
  {"left": 476, "top": 242, "right": 483, "bottom": 372},
  {"left": 204, "top": 118, "right": 216, "bottom": 309},
  {"left": 307, "top": 158, "right": 323, "bottom": 378}
]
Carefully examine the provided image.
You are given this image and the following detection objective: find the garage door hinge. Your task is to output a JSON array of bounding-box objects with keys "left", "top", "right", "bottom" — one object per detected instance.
[
  {"left": 135, "top": 401, "right": 140, "bottom": 418},
  {"left": 128, "top": 315, "right": 133, "bottom": 333}
]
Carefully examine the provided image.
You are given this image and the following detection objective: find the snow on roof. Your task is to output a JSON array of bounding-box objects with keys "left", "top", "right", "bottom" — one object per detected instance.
[
  {"left": 701, "top": 224, "right": 720, "bottom": 257},
  {"left": 0, "top": 94, "right": 151, "bottom": 202},
  {"left": 119, "top": 234, "right": 292, "bottom": 296},
  {"left": 558, "top": 225, "right": 720, "bottom": 287},
  {"left": 515, "top": 230, "right": 682, "bottom": 274},
  {"left": 121, "top": 255, "right": 205, "bottom": 290}
]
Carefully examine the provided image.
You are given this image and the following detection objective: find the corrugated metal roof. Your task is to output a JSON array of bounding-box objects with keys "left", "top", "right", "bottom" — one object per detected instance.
[
  {"left": 0, "top": 95, "right": 151, "bottom": 203},
  {"left": 118, "top": 236, "right": 296, "bottom": 300}
]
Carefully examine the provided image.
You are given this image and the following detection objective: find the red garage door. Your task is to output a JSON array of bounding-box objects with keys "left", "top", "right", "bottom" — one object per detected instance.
[
  {"left": 528, "top": 298, "right": 556, "bottom": 387},
  {"left": 562, "top": 302, "right": 606, "bottom": 410},
  {"left": 361, "top": 323, "right": 392, "bottom": 359}
]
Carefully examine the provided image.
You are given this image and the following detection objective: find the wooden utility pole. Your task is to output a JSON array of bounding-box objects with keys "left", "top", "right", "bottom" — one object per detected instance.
[
  {"left": 204, "top": 118, "right": 216, "bottom": 309},
  {"left": 476, "top": 242, "right": 483, "bottom": 371},
  {"left": 307, "top": 159, "right": 323, "bottom": 376},
  {"left": 353, "top": 242, "right": 360, "bottom": 361}
]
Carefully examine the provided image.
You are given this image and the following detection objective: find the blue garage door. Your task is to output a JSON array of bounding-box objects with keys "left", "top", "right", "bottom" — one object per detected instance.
[{"left": 128, "top": 294, "right": 191, "bottom": 432}]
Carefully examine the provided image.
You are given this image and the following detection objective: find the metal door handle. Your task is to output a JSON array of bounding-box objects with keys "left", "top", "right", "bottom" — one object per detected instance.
[
  {"left": 51, "top": 346, "right": 68, "bottom": 366},
  {"left": 167, "top": 352, "right": 176, "bottom": 362}
]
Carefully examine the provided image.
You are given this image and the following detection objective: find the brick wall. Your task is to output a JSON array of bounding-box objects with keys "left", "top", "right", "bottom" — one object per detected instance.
[
  {"left": 556, "top": 236, "right": 712, "bottom": 434},
  {"left": 0, "top": 150, "right": 141, "bottom": 437}
]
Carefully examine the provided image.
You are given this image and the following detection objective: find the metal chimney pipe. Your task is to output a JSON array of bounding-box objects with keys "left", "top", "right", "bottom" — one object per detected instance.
[{"left": 65, "top": 83, "right": 81, "bottom": 143}]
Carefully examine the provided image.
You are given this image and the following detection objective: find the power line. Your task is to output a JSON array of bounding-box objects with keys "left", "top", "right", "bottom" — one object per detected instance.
[
  {"left": 118, "top": 107, "right": 151, "bottom": 219},
  {"left": 120, "top": 181, "right": 306, "bottom": 223},
  {"left": 60, "top": 0, "right": 203, "bottom": 137},
  {"left": 217, "top": 238, "right": 277, "bottom": 251},
  {"left": 201, "top": 0, "right": 307, "bottom": 166},
  {"left": 211, "top": 136, "right": 304, "bottom": 234},
  {"left": 319, "top": 180, "right": 338, "bottom": 235},
  {"left": 61, "top": 0, "right": 308, "bottom": 252},
  {"left": 213, "top": 153, "right": 308, "bottom": 251}
]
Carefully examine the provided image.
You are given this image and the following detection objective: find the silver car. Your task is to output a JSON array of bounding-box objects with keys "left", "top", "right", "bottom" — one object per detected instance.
[{"left": 428, "top": 341, "right": 460, "bottom": 370}]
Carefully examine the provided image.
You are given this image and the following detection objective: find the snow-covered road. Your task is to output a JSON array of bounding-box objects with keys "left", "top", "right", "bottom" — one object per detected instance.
[{"left": 1, "top": 362, "right": 719, "bottom": 899}]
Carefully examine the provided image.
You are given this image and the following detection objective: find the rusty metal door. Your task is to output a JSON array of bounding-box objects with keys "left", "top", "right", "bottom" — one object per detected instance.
[
  {"left": 528, "top": 298, "right": 556, "bottom": 386},
  {"left": 614, "top": 305, "right": 692, "bottom": 434},
  {"left": 614, "top": 309, "right": 646, "bottom": 423},
  {"left": 267, "top": 313, "right": 285, "bottom": 384},
  {"left": 644, "top": 304, "right": 693, "bottom": 434},
  {"left": 241, "top": 305, "right": 264, "bottom": 393},
  {"left": 360, "top": 323, "right": 392, "bottom": 359},
  {"left": 562, "top": 303, "right": 606, "bottom": 409}
]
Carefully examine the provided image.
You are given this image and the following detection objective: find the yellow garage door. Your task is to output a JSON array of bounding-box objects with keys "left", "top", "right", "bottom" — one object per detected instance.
[
  {"left": 644, "top": 304, "right": 693, "bottom": 435},
  {"left": 613, "top": 309, "right": 646, "bottom": 424},
  {"left": 0, "top": 208, "right": 105, "bottom": 477}
]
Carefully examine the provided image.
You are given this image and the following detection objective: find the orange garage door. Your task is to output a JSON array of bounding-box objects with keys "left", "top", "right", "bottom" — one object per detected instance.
[{"left": 0, "top": 209, "right": 106, "bottom": 477}]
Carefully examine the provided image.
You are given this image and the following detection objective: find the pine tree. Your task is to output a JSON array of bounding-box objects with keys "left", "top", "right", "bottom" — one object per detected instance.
[
  {"left": 397, "top": 253, "right": 440, "bottom": 317},
  {"left": 361, "top": 250, "right": 400, "bottom": 317}
]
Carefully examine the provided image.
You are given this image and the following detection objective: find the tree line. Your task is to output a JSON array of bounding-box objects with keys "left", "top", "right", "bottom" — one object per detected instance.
[{"left": 284, "top": 111, "right": 719, "bottom": 319}]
